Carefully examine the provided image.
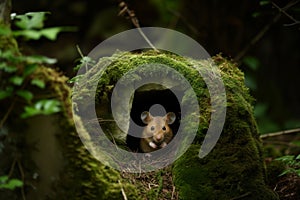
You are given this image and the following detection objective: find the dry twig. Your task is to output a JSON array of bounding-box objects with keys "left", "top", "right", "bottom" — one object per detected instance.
[
  {"left": 260, "top": 128, "right": 300, "bottom": 139},
  {"left": 235, "top": 0, "right": 300, "bottom": 61},
  {"left": 118, "top": 1, "right": 159, "bottom": 52}
]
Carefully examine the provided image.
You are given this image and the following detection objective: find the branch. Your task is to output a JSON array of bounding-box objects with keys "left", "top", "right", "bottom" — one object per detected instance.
[
  {"left": 260, "top": 128, "right": 300, "bottom": 139},
  {"left": 235, "top": 0, "right": 299, "bottom": 61},
  {"left": 118, "top": 1, "right": 159, "bottom": 52},
  {"left": 272, "top": 1, "right": 300, "bottom": 27}
]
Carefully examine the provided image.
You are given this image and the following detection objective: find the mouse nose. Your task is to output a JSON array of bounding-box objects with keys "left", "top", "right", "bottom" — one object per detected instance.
[{"left": 155, "top": 134, "right": 162, "bottom": 141}]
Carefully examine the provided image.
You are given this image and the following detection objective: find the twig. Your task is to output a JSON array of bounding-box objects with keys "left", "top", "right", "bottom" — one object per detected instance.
[
  {"left": 235, "top": 0, "right": 299, "bottom": 61},
  {"left": 0, "top": 98, "right": 16, "bottom": 129},
  {"left": 17, "top": 160, "right": 26, "bottom": 200},
  {"left": 260, "top": 128, "right": 300, "bottom": 139},
  {"left": 230, "top": 192, "right": 251, "bottom": 200},
  {"left": 262, "top": 140, "right": 299, "bottom": 147},
  {"left": 171, "top": 185, "right": 176, "bottom": 199},
  {"left": 118, "top": 180, "right": 128, "bottom": 200},
  {"left": 118, "top": 1, "right": 159, "bottom": 52},
  {"left": 8, "top": 157, "right": 17, "bottom": 178},
  {"left": 272, "top": 1, "right": 300, "bottom": 27}
]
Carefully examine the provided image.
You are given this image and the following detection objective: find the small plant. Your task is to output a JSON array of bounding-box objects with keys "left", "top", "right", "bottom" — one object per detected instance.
[
  {"left": 11, "top": 12, "right": 76, "bottom": 41},
  {"left": 275, "top": 154, "right": 300, "bottom": 176},
  {"left": 0, "top": 11, "right": 76, "bottom": 123},
  {"left": 0, "top": 176, "right": 23, "bottom": 190}
]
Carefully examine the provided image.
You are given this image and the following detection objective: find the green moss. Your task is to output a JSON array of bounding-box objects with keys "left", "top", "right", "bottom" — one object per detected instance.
[
  {"left": 73, "top": 50, "right": 278, "bottom": 199},
  {"left": 0, "top": 22, "right": 139, "bottom": 198},
  {"left": 32, "top": 67, "right": 140, "bottom": 199}
]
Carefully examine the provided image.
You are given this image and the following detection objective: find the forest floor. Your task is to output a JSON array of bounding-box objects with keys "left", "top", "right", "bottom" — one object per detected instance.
[
  {"left": 121, "top": 166, "right": 178, "bottom": 200},
  {"left": 271, "top": 173, "right": 300, "bottom": 200},
  {"left": 121, "top": 161, "right": 300, "bottom": 200}
]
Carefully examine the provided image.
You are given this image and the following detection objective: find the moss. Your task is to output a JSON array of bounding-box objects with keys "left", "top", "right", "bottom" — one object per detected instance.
[
  {"left": 32, "top": 66, "right": 140, "bottom": 199},
  {"left": 0, "top": 23, "right": 139, "bottom": 199},
  {"left": 73, "top": 50, "right": 278, "bottom": 199}
]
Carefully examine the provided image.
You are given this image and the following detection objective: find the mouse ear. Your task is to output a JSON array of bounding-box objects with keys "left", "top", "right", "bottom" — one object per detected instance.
[
  {"left": 165, "top": 112, "right": 176, "bottom": 124},
  {"left": 141, "top": 111, "right": 153, "bottom": 124}
]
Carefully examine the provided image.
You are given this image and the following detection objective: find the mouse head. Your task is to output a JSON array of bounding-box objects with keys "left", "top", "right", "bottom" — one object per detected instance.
[{"left": 141, "top": 111, "right": 176, "bottom": 144}]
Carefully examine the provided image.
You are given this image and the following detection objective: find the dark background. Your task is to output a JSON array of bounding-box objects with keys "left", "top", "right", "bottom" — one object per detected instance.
[{"left": 12, "top": 0, "right": 300, "bottom": 133}]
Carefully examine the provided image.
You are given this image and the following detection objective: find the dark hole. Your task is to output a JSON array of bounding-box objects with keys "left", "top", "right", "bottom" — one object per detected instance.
[{"left": 126, "top": 84, "right": 182, "bottom": 152}]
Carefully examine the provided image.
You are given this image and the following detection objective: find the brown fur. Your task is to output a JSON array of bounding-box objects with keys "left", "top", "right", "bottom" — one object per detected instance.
[{"left": 140, "top": 112, "right": 175, "bottom": 153}]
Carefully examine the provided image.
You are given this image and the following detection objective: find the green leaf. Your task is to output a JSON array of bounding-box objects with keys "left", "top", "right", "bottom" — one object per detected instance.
[
  {"left": 31, "top": 79, "right": 45, "bottom": 88},
  {"left": 243, "top": 56, "right": 260, "bottom": 71},
  {"left": 0, "top": 176, "right": 8, "bottom": 183},
  {"left": 42, "top": 99, "right": 61, "bottom": 114},
  {"left": 14, "top": 12, "right": 49, "bottom": 30},
  {"left": 9, "top": 76, "right": 24, "bottom": 86},
  {"left": 21, "top": 99, "right": 61, "bottom": 118},
  {"left": 25, "top": 55, "right": 57, "bottom": 64},
  {"left": 24, "top": 64, "right": 38, "bottom": 77},
  {"left": 16, "top": 90, "right": 33, "bottom": 102},
  {"left": 0, "top": 176, "right": 23, "bottom": 190},
  {"left": 13, "top": 30, "right": 42, "bottom": 40},
  {"left": 296, "top": 169, "right": 300, "bottom": 177},
  {"left": 260, "top": 0, "right": 270, "bottom": 6},
  {"left": 21, "top": 106, "right": 40, "bottom": 118},
  {"left": 296, "top": 154, "right": 300, "bottom": 160},
  {"left": 5, "top": 179, "right": 23, "bottom": 189},
  {"left": 40, "top": 27, "right": 63, "bottom": 40},
  {"left": 275, "top": 155, "right": 295, "bottom": 162},
  {"left": 0, "top": 63, "right": 17, "bottom": 73},
  {"left": 252, "top": 12, "right": 261, "bottom": 18},
  {"left": 0, "top": 90, "right": 12, "bottom": 100},
  {"left": 13, "top": 26, "right": 76, "bottom": 41}
]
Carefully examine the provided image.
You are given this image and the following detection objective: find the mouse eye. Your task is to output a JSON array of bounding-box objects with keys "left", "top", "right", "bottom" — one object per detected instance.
[
  {"left": 150, "top": 126, "right": 155, "bottom": 131},
  {"left": 162, "top": 126, "right": 166, "bottom": 131}
]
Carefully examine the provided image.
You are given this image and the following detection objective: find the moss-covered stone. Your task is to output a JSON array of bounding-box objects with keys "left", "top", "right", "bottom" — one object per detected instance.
[
  {"left": 74, "top": 50, "right": 278, "bottom": 199},
  {"left": 172, "top": 56, "right": 279, "bottom": 199}
]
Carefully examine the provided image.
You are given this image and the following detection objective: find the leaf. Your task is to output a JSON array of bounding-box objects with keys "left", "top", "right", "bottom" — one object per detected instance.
[
  {"left": 21, "top": 106, "right": 40, "bottom": 118},
  {"left": 31, "top": 79, "right": 45, "bottom": 88},
  {"left": 9, "top": 76, "right": 24, "bottom": 86},
  {"left": 296, "top": 154, "right": 300, "bottom": 160},
  {"left": 12, "top": 30, "right": 41, "bottom": 40},
  {"left": 0, "top": 176, "right": 23, "bottom": 190},
  {"left": 68, "top": 75, "right": 84, "bottom": 83},
  {"left": 0, "top": 176, "right": 8, "bottom": 183},
  {"left": 275, "top": 155, "right": 295, "bottom": 162},
  {"left": 5, "top": 179, "right": 23, "bottom": 189},
  {"left": 0, "top": 90, "right": 12, "bottom": 100},
  {"left": 14, "top": 12, "right": 49, "bottom": 30},
  {"left": 243, "top": 56, "right": 260, "bottom": 71},
  {"left": 16, "top": 90, "right": 33, "bottom": 102},
  {"left": 13, "top": 26, "right": 76, "bottom": 41},
  {"left": 40, "top": 27, "right": 63, "bottom": 40},
  {"left": 25, "top": 55, "right": 57, "bottom": 64},
  {"left": 296, "top": 169, "right": 300, "bottom": 177},
  {"left": 24, "top": 64, "right": 38, "bottom": 77},
  {"left": 42, "top": 99, "right": 61, "bottom": 114},
  {"left": 21, "top": 99, "right": 61, "bottom": 118},
  {"left": 0, "top": 63, "right": 17, "bottom": 73},
  {"left": 260, "top": 0, "right": 270, "bottom": 6}
]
